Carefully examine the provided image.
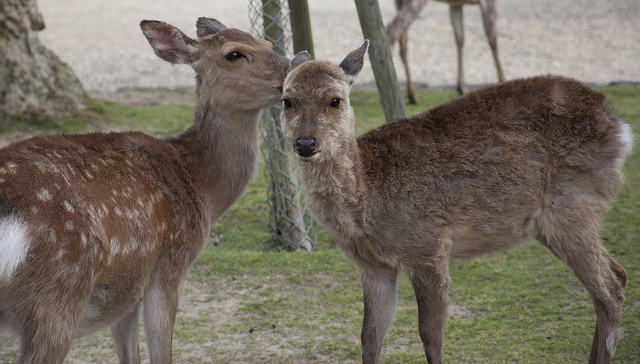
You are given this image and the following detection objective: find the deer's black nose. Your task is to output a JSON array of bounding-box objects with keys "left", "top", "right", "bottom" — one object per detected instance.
[{"left": 295, "top": 137, "right": 317, "bottom": 157}]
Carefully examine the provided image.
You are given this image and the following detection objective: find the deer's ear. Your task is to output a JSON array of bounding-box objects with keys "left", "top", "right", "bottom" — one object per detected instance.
[
  {"left": 140, "top": 20, "right": 198, "bottom": 65},
  {"left": 339, "top": 40, "right": 369, "bottom": 83},
  {"left": 290, "top": 51, "right": 312, "bottom": 71},
  {"left": 196, "top": 17, "right": 227, "bottom": 38}
]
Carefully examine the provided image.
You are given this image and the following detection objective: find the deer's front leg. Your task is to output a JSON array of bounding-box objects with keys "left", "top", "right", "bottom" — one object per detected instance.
[
  {"left": 143, "top": 276, "right": 180, "bottom": 363},
  {"left": 361, "top": 268, "right": 399, "bottom": 364},
  {"left": 111, "top": 303, "right": 141, "bottom": 364},
  {"left": 410, "top": 262, "right": 450, "bottom": 364}
]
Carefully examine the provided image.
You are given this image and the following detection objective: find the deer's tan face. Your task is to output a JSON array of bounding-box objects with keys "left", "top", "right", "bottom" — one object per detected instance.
[
  {"left": 141, "top": 19, "right": 289, "bottom": 112},
  {"left": 195, "top": 29, "right": 289, "bottom": 111},
  {"left": 281, "top": 61, "right": 355, "bottom": 163}
]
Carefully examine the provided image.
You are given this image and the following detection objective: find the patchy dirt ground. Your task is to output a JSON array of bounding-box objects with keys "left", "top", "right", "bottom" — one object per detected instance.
[
  {"left": 0, "top": 275, "right": 481, "bottom": 363},
  {"left": 0, "top": 277, "right": 231, "bottom": 363}
]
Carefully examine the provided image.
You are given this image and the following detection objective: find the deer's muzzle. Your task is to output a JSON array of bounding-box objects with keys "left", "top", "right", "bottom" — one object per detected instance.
[{"left": 295, "top": 137, "right": 317, "bottom": 158}]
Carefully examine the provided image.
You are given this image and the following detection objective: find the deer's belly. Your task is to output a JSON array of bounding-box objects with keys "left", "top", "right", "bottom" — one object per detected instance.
[
  {"left": 77, "top": 280, "right": 147, "bottom": 336},
  {"left": 77, "top": 246, "right": 160, "bottom": 336}
]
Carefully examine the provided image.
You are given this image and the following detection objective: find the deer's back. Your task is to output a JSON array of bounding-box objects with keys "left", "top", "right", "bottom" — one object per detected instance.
[
  {"left": 1, "top": 131, "right": 200, "bottom": 217},
  {"left": 0, "top": 130, "right": 204, "bottom": 255},
  {"left": 356, "top": 76, "right": 630, "bottom": 258}
]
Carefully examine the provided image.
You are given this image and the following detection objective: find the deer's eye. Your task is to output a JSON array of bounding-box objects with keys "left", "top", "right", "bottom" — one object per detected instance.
[
  {"left": 282, "top": 98, "right": 292, "bottom": 109},
  {"left": 225, "top": 51, "right": 243, "bottom": 61},
  {"left": 329, "top": 98, "right": 341, "bottom": 108}
]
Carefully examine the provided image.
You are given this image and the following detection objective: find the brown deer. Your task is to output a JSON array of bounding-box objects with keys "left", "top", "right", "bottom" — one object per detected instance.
[
  {"left": 280, "top": 42, "right": 631, "bottom": 364},
  {"left": 387, "top": 0, "right": 505, "bottom": 101},
  {"left": 0, "top": 18, "right": 288, "bottom": 363}
]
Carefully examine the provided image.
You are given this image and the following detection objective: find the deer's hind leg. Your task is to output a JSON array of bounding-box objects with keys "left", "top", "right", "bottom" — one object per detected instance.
[
  {"left": 399, "top": 29, "right": 419, "bottom": 104},
  {"left": 479, "top": 0, "right": 505, "bottom": 83},
  {"left": 449, "top": 4, "right": 467, "bottom": 95},
  {"left": 537, "top": 199, "right": 626, "bottom": 364},
  {"left": 15, "top": 269, "right": 94, "bottom": 364},
  {"left": 18, "top": 312, "right": 79, "bottom": 364}
]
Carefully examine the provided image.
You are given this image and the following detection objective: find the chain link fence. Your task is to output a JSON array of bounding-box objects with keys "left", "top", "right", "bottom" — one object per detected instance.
[{"left": 248, "top": 0, "right": 315, "bottom": 251}]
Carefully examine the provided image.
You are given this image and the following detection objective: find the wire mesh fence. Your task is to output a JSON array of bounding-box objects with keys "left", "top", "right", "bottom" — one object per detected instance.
[{"left": 248, "top": 0, "right": 315, "bottom": 251}]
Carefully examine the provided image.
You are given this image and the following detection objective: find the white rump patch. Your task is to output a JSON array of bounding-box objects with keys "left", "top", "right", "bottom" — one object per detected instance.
[
  {"left": 611, "top": 121, "right": 635, "bottom": 173},
  {"left": 0, "top": 216, "right": 32, "bottom": 283},
  {"left": 618, "top": 121, "right": 634, "bottom": 158}
]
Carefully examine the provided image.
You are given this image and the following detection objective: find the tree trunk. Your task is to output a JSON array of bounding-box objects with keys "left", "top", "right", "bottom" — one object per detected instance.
[
  {"left": 0, "top": 0, "right": 86, "bottom": 121},
  {"left": 288, "top": 0, "right": 315, "bottom": 59},
  {"left": 354, "top": 0, "right": 407, "bottom": 123}
]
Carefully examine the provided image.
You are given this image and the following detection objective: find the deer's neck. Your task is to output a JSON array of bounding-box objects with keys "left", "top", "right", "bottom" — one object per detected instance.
[
  {"left": 299, "top": 136, "right": 366, "bottom": 240},
  {"left": 170, "top": 94, "right": 261, "bottom": 226}
]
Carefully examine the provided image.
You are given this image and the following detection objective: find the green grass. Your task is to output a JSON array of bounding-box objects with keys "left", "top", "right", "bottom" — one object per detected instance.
[
  {"left": 0, "top": 99, "right": 105, "bottom": 142},
  {"left": 1, "top": 85, "right": 639, "bottom": 363}
]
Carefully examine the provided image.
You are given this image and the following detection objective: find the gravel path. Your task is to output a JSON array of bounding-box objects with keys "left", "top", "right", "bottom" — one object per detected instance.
[{"left": 37, "top": 0, "right": 640, "bottom": 94}]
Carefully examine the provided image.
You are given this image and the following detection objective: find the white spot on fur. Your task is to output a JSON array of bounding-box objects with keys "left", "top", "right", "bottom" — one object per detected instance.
[
  {"left": 37, "top": 188, "right": 52, "bottom": 201},
  {"left": 65, "top": 221, "right": 74, "bottom": 231},
  {"left": 126, "top": 209, "right": 141, "bottom": 220},
  {"left": 66, "top": 164, "right": 76, "bottom": 176},
  {"left": 64, "top": 201, "right": 75, "bottom": 213},
  {"left": 110, "top": 237, "right": 120, "bottom": 256},
  {"left": 34, "top": 161, "right": 48, "bottom": 174},
  {"left": 0, "top": 217, "right": 31, "bottom": 283}
]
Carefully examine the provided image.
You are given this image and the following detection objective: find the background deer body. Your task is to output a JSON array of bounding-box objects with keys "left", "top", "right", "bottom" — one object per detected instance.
[
  {"left": 281, "top": 44, "right": 631, "bottom": 364},
  {"left": 0, "top": 18, "right": 288, "bottom": 363},
  {"left": 387, "top": 0, "right": 505, "bottom": 100}
]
